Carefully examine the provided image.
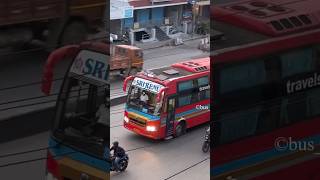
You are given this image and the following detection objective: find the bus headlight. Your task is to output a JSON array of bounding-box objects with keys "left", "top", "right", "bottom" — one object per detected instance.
[
  {"left": 146, "top": 126, "right": 156, "bottom": 132},
  {"left": 124, "top": 116, "right": 129, "bottom": 123}
]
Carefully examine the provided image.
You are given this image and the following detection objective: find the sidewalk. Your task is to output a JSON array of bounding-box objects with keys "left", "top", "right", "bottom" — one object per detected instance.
[{"left": 135, "top": 33, "right": 208, "bottom": 50}]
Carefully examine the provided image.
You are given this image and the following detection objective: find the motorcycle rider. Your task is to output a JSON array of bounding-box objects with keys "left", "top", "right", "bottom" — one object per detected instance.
[
  {"left": 202, "top": 126, "right": 210, "bottom": 153},
  {"left": 110, "top": 141, "right": 126, "bottom": 171}
]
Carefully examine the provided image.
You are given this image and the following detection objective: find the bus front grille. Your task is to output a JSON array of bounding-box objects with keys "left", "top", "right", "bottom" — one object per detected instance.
[{"left": 130, "top": 117, "right": 146, "bottom": 127}]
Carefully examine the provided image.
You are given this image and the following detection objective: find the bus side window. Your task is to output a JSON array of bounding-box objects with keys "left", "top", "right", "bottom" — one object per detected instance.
[
  {"left": 218, "top": 107, "right": 261, "bottom": 144},
  {"left": 197, "top": 76, "right": 209, "bottom": 86},
  {"left": 178, "top": 80, "right": 194, "bottom": 91},
  {"left": 280, "top": 93, "right": 307, "bottom": 126},
  {"left": 307, "top": 88, "right": 320, "bottom": 117},
  {"left": 178, "top": 94, "right": 192, "bottom": 107},
  {"left": 219, "top": 60, "right": 266, "bottom": 94},
  {"left": 313, "top": 45, "right": 320, "bottom": 69},
  {"left": 280, "top": 48, "right": 314, "bottom": 78},
  {"left": 256, "top": 100, "right": 281, "bottom": 134}
]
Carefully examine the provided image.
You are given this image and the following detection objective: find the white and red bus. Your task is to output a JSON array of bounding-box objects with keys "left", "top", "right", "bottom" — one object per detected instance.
[
  {"left": 212, "top": 0, "right": 320, "bottom": 179},
  {"left": 123, "top": 57, "right": 210, "bottom": 139}
]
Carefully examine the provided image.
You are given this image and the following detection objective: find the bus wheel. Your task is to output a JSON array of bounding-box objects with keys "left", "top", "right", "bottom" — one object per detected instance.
[
  {"left": 175, "top": 122, "right": 186, "bottom": 137},
  {"left": 60, "top": 21, "right": 88, "bottom": 46}
]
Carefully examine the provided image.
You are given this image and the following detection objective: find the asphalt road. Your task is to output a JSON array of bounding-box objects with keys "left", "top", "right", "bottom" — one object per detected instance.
[
  {"left": 0, "top": 49, "right": 69, "bottom": 120},
  {"left": 0, "top": 131, "right": 49, "bottom": 180},
  {"left": 110, "top": 104, "right": 210, "bottom": 180}
]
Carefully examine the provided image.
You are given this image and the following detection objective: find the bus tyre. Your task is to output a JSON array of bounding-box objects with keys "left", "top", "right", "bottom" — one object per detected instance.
[
  {"left": 202, "top": 141, "right": 209, "bottom": 153},
  {"left": 175, "top": 122, "right": 186, "bottom": 137},
  {"left": 60, "top": 21, "right": 88, "bottom": 46}
]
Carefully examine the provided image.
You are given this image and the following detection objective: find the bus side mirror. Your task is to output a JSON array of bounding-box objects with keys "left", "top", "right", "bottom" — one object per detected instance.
[
  {"left": 123, "top": 75, "right": 134, "bottom": 92},
  {"left": 41, "top": 45, "right": 79, "bottom": 95}
]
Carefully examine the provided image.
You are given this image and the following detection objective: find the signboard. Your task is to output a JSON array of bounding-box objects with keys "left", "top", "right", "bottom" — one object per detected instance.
[
  {"left": 165, "top": 18, "right": 170, "bottom": 25},
  {"left": 110, "top": 0, "right": 133, "bottom": 20},
  {"left": 134, "top": 22, "right": 140, "bottom": 29},
  {"left": 132, "top": 77, "right": 164, "bottom": 93},
  {"left": 70, "top": 50, "right": 109, "bottom": 84},
  {"left": 124, "top": 8, "right": 133, "bottom": 18}
]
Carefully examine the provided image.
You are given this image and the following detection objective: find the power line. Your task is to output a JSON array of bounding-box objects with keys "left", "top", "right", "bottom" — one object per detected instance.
[
  {"left": 0, "top": 84, "right": 105, "bottom": 106},
  {"left": 0, "top": 85, "right": 109, "bottom": 112},
  {"left": 0, "top": 35, "right": 107, "bottom": 57}
]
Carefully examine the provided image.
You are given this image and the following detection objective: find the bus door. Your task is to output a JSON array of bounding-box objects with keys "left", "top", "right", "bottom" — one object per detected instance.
[{"left": 166, "top": 96, "right": 176, "bottom": 137}]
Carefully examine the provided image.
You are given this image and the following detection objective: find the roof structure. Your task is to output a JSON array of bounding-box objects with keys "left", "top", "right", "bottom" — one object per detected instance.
[
  {"left": 212, "top": 0, "right": 320, "bottom": 51},
  {"left": 141, "top": 57, "right": 210, "bottom": 82}
]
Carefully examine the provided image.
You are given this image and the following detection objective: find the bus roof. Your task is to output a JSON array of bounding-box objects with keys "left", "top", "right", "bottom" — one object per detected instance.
[
  {"left": 137, "top": 57, "right": 210, "bottom": 83},
  {"left": 212, "top": 0, "right": 320, "bottom": 51}
]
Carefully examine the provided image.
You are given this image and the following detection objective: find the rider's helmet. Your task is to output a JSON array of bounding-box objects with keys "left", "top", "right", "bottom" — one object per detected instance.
[{"left": 113, "top": 141, "right": 119, "bottom": 147}]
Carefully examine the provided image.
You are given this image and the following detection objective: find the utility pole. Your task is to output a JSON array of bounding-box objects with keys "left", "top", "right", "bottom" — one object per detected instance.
[{"left": 191, "top": 0, "right": 197, "bottom": 36}]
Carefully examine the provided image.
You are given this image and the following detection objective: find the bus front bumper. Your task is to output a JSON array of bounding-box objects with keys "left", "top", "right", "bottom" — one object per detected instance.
[{"left": 124, "top": 121, "right": 160, "bottom": 140}]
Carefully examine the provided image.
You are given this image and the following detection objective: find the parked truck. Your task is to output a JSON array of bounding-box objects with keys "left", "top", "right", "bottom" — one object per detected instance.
[
  {"left": 110, "top": 44, "right": 143, "bottom": 77},
  {"left": 0, "top": 0, "right": 106, "bottom": 49}
]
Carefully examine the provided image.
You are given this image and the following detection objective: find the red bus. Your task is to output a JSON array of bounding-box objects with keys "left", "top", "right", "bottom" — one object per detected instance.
[
  {"left": 211, "top": 0, "right": 320, "bottom": 179},
  {"left": 122, "top": 57, "right": 210, "bottom": 139}
]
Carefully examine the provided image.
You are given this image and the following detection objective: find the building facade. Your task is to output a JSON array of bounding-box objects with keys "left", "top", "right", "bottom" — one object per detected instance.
[{"left": 110, "top": 0, "right": 210, "bottom": 42}]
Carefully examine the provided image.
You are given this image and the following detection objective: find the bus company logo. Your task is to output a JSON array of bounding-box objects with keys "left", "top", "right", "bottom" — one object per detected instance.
[
  {"left": 274, "top": 137, "right": 314, "bottom": 152},
  {"left": 82, "top": 58, "right": 108, "bottom": 80},
  {"left": 286, "top": 72, "right": 320, "bottom": 94},
  {"left": 199, "top": 85, "right": 210, "bottom": 91},
  {"left": 132, "top": 78, "right": 163, "bottom": 93}
]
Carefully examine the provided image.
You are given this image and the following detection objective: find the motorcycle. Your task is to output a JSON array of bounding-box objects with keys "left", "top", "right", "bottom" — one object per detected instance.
[
  {"left": 121, "top": 32, "right": 130, "bottom": 44},
  {"left": 202, "top": 127, "right": 210, "bottom": 153},
  {"left": 110, "top": 154, "right": 129, "bottom": 172}
]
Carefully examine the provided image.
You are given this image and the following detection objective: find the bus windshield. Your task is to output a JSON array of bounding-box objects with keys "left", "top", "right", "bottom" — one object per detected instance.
[
  {"left": 54, "top": 77, "right": 108, "bottom": 159},
  {"left": 127, "top": 85, "right": 163, "bottom": 116}
]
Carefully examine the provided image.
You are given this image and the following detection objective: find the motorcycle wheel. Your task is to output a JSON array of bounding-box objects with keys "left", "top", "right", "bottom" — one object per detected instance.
[
  {"left": 118, "top": 159, "right": 128, "bottom": 172},
  {"left": 202, "top": 141, "right": 210, "bottom": 153}
]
